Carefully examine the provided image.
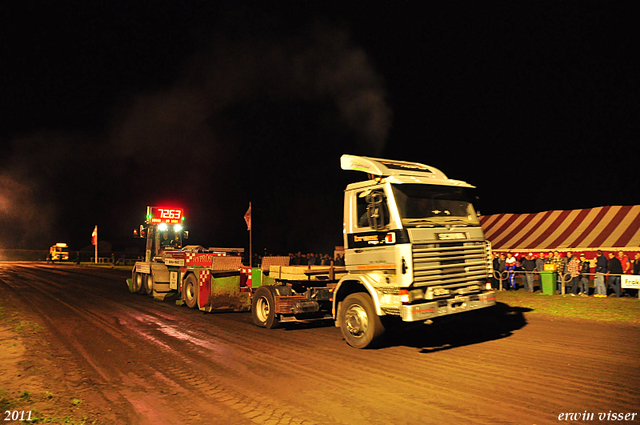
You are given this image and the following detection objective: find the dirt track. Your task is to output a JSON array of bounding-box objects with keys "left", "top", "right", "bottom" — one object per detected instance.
[{"left": 1, "top": 263, "right": 639, "bottom": 424}]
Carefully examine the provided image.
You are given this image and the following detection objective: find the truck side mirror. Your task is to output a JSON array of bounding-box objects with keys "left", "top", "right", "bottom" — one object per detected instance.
[
  {"left": 366, "top": 191, "right": 387, "bottom": 230},
  {"left": 183, "top": 231, "right": 189, "bottom": 240}
]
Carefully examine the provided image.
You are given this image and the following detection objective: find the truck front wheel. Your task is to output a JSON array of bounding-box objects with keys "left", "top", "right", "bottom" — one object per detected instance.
[
  {"left": 339, "top": 293, "right": 385, "bottom": 349},
  {"left": 183, "top": 274, "right": 198, "bottom": 309},
  {"left": 252, "top": 287, "right": 279, "bottom": 329}
]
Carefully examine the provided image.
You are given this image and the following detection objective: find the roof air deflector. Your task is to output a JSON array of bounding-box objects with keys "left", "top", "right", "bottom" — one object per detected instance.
[{"left": 340, "top": 154, "right": 448, "bottom": 180}]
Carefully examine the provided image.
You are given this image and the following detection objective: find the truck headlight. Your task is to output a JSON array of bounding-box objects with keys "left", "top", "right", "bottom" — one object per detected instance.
[
  {"left": 399, "top": 288, "right": 425, "bottom": 303},
  {"left": 399, "top": 289, "right": 410, "bottom": 303},
  {"left": 173, "top": 224, "right": 182, "bottom": 232}
]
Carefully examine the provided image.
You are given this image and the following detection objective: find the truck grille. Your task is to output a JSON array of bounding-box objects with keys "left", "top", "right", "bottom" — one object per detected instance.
[{"left": 412, "top": 241, "right": 492, "bottom": 289}]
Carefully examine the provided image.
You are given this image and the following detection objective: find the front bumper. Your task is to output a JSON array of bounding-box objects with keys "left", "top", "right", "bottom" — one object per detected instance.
[{"left": 399, "top": 291, "right": 496, "bottom": 322}]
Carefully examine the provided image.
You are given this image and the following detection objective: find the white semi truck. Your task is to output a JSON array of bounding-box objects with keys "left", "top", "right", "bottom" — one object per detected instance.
[{"left": 251, "top": 155, "right": 495, "bottom": 348}]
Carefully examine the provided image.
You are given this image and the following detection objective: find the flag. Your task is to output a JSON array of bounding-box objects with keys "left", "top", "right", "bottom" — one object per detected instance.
[
  {"left": 244, "top": 204, "right": 251, "bottom": 231},
  {"left": 91, "top": 225, "right": 97, "bottom": 245}
]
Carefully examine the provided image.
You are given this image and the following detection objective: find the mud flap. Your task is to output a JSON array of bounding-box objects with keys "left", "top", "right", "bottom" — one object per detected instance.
[
  {"left": 197, "top": 270, "right": 211, "bottom": 311},
  {"left": 199, "top": 272, "right": 252, "bottom": 312}
]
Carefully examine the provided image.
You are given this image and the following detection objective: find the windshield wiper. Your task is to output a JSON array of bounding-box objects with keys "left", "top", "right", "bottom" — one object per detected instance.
[
  {"left": 404, "top": 219, "right": 446, "bottom": 228},
  {"left": 441, "top": 218, "right": 475, "bottom": 226}
]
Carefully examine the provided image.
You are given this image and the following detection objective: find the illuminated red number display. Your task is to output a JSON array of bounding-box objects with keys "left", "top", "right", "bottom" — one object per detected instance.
[
  {"left": 159, "top": 209, "right": 182, "bottom": 220},
  {"left": 150, "top": 207, "right": 184, "bottom": 224}
]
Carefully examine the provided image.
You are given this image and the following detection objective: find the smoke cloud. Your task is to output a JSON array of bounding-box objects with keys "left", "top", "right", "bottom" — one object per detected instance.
[
  {"left": 1, "top": 19, "right": 392, "bottom": 252},
  {"left": 0, "top": 167, "right": 56, "bottom": 249},
  {"left": 111, "top": 21, "right": 391, "bottom": 154}
]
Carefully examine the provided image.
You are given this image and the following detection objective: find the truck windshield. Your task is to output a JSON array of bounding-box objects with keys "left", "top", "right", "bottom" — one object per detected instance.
[{"left": 391, "top": 184, "right": 480, "bottom": 227}]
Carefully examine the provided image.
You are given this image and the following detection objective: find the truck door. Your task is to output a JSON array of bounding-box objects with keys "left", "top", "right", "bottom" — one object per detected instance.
[{"left": 345, "top": 186, "right": 399, "bottom": 270}]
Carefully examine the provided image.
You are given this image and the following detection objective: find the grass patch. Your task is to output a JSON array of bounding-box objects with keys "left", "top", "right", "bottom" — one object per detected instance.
[
  {"left": 42, "top": 415, "right": 91, "bottom": 425},
  {"left": 0, "top": 391, "right": 92, "bottom": 424},
  {"left": 15, "top": 320, "right": 42, "bottom": 333},
  {"left": 496, "top": 291, "right": 640, "bottom": 323},
  {"left": 0, "top": 389, "right": 15, "bottom": 410},
  {"left": 0, "top": 389, "right": 33, "bottom": 409},
  {"left": 27, "top": 412, "right": 91, "bottom": 425}
]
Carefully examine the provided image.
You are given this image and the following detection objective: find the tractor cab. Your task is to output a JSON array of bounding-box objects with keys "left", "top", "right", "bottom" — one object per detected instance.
[{"left": 134, "top": 207, "right": 188, "bottom": 262}]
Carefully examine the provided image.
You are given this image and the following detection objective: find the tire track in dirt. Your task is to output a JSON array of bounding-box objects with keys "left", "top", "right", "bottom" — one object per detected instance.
[
  {"left": 0, "top": 265, "right": 334, "bottom": 424},
  {"left": 1, "top": 267, "right": 248, "bottom": 424},
  {"left": 2, "top": 264, "right": 639, "bottom": 425},
  {"left": 111, "top": 284, "right": 640, "bottom": 425},
  {"left": 110, "top": 301, "right": 518, "bottom": 424},
  {"left": 9, "top": 265, "right": 480, "bottom": 423}
]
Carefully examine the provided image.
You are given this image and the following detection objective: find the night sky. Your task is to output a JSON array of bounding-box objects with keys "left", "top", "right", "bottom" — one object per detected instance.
[{"left": 1, "top": 2, "right": 638, "bottom": 256}]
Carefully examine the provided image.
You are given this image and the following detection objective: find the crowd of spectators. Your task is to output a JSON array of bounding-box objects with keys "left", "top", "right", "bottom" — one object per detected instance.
[
  {"left": 491, "top": 250, "right": 640, "bottom": 297},
  {"left": 288, "top": 252, "right": 345, "bottom": 266}
]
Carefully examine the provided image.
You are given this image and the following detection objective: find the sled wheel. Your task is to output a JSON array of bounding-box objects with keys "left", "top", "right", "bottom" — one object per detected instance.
[
  {"left": 143, "top": 273, "right": 154, "bottom": 295},
  {"left": 183, "top": 274, "right": 198, "bottom": 309},
  {"left": 131, "top": 272, "right": 144, "bottom": 294}
]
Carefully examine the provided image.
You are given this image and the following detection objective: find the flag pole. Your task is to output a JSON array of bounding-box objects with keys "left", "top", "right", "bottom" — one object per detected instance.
[
  {"left": 244, "top": 202, "right": 252, "bottom": 267},
  {"left": 249, "top": 202, "right": 252, "bottom": 267}
]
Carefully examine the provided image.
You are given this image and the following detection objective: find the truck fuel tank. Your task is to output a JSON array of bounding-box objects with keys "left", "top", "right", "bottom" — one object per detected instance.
[{"left": 292, "top": 300, "right": 320, "bottom": 314}]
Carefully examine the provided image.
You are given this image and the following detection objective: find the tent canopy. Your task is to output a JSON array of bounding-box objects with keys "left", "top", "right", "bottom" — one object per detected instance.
[{"left": 480, "top": 206, "right": 640, "bottom": 253}]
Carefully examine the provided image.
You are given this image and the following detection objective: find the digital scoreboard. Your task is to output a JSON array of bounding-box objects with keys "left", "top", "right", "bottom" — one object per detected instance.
[{"left": 146, "top": 207, "right": 184, "bottom": 224}]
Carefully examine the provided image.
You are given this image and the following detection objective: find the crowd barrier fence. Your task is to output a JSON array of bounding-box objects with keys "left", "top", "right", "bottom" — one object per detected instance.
[{"left": 492, "top": 269, "right": 638, "bottom": 297}]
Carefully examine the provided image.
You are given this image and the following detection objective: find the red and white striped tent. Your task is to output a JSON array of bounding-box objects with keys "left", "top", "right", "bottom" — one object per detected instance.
[{"left": 480, "top": 206, "right": 640, "bottom": 257}]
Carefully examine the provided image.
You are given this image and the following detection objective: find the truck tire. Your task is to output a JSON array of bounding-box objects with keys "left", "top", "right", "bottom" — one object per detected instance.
[
  {"left": 252, "top": 286, "right": 279, "bottom": 329},
  {"left": 143, "top": 273, "right": 154, "bottom": 295},
  {"left": 131, "top": 272, "right": 144, "bottom": 294},
  {"left": 183, "top": 274, "right": 198, "bottom": 309},
  {"left": 339, "top": 293, "right": 385, "bottom": 349}
]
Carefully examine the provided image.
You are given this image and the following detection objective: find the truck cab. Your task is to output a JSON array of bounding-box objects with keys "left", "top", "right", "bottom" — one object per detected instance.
[
  {"left": 251, "top": 155, "right": 495, "bottom": 349},
  {"left": 333, "top": 155, "right": 495, "bottom": 347},
  {"left": 50, "top": 243, "right": 69, "bottom": 261},
  {"left": 137, "top": 206, "right": 187, "bottom": 262}
]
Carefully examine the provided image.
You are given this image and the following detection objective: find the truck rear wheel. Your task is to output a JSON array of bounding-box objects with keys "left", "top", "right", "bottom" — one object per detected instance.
[
  {"left": 252, "top": 286, "right": 279, "bottom": 329},
  {"left": 131, "top": 272, "right": 144, "bottom": 294},
  {"left": 339, "top": 293, "right": 385, "bottom": 349},
  {"left": 183, "top": 274, "right": 198, "bottom": 309},
  {"left": 143, "top": 273, "right": 154, "bottom": 295}
]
